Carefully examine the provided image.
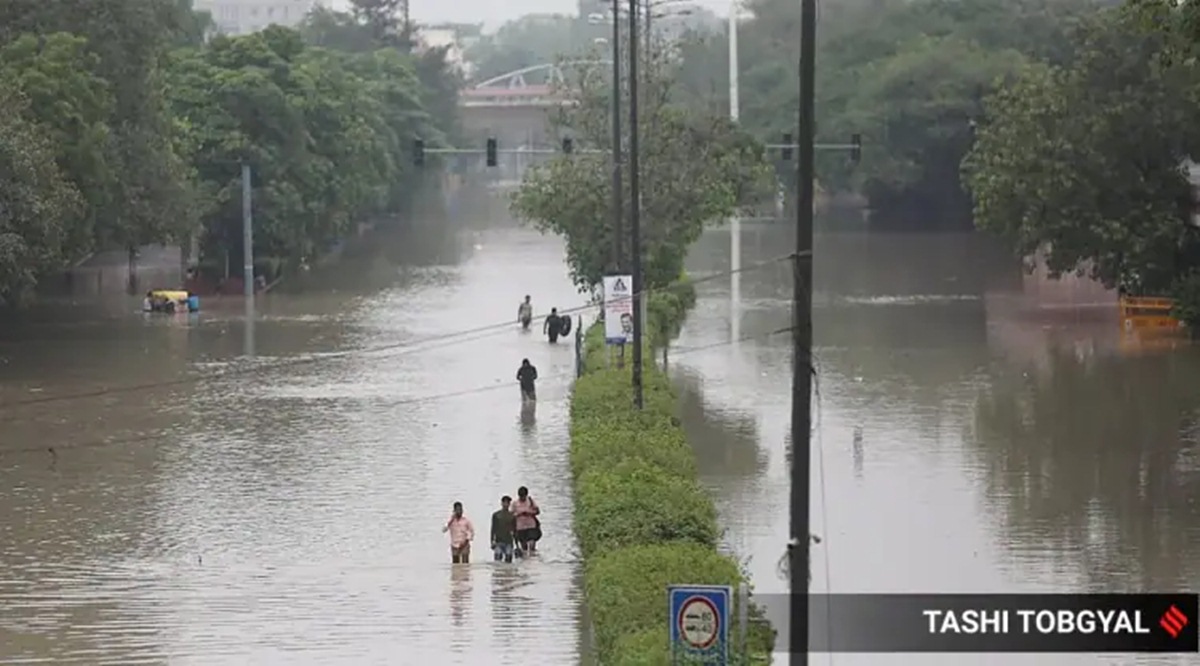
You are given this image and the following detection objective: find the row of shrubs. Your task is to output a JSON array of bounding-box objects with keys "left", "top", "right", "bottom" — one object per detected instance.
[{"left": 572, "top": 281, "right": 776, "bottom": 664}]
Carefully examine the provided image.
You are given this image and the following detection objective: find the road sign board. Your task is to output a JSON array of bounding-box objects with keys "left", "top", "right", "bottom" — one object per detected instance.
[
  {"left": 669, "top": 584, "right": 731, "bottom": 664},
  {"left": 602, "top": 274, "right": 633, "bottom": 345}
]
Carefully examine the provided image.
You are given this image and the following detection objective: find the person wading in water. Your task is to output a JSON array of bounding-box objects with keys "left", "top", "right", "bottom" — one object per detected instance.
[
  {"left": 491, "top": 495, "right": 517, "bottom": 563},
  {"left": 517, "top": 295, "right": 533, "bottom": 331},
  {"left": 442, "top": 501, "right": 475, "bottom": 564},
  {"left": 544, "top": 308, "right": 571, "bottom": 344},
  {"left": 516, "top": 359, "right": 538, "bottom": 402},
  {"left": 512, "top": 486, "right": 541, "bottom": 555}
]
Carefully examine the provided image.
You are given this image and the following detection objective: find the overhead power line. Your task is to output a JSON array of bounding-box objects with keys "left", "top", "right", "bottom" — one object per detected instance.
[
  {"left": 0, "top": 254, "right": 794, "bottom": 412},
  {"left": 0, "top": 324, "right": 796, "bottom": 457}
]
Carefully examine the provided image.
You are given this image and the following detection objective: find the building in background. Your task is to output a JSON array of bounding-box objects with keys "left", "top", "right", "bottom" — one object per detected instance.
[{"left": 196, "top": 0, "right": 324, "bottom": 36}]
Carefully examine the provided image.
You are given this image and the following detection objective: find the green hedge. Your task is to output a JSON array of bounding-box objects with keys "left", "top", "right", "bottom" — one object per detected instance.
[{"left": 571, "top": 278, "right": 775, "bottom": 664}]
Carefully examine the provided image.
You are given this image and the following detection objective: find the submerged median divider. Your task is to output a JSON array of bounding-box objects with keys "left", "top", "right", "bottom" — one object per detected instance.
[{"left": 571, "top": 281, "right": 775, "bottom": 664}]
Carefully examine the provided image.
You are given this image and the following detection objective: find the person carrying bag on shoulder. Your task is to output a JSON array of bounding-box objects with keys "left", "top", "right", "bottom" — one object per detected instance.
[{"left": 512, "top": 486, "right": 541, "bottom": 555}]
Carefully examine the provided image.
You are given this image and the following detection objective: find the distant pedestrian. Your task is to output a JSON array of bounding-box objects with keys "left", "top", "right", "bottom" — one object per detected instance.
[
  {"left": 512, "top": 486, "right": 541, "bottom": 555},
  {"left": 518, "top": 295, "right": 533, "bottom": 330},
  {"left": 491, "top": 495, "right": 517, "bottom": 563},
  {"left": 442, "top": 501, "right": 474, "bottom": 564}
]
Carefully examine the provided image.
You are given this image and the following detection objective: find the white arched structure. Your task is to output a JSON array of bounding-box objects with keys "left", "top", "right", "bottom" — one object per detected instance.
[{"left": 471, "top": 61, "right": 613, "bottom": 91}]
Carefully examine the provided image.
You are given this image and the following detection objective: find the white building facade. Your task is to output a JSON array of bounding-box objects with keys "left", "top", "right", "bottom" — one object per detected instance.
[{"left": 196, "top": 0, "right": 323, "bottom": 36}]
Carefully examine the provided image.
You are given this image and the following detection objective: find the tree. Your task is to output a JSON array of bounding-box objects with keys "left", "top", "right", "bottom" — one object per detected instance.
[
  {"left": 167, "top": 0, "right": 214, "bottom": 47},
  {"left": 465, "top": 14, "right": 589, "bottom": 84},
  {"left": 165, "top": 25, "right": 445, "bottom": 279},
  {"left": 0, "top": 88, "right": 82, "bottom": 306},
  {"left": 298, "top": 7, "right": 460, "bottom": 142},
  {"left": 510, "top": 45, "right": 772, "bottom": 294},
  {"left": 299, "top": 6, "right": 376, "bottom": 53},
  {"left": 0, "top": 33, "right": 116, "bottom": 263},
  {"left": 0, "top": 0, "right": 201, "bottom": 254},
  {"left": 673, "top": 0, "right": 1113, "bottom": 229},
  {"left": 349, "top": 0, "right": 412, "bottom": 52},
  {"left": 829, "top": 37, "right": 1028, "bottom": 230},
  {"left": 963, "top": 2, "right": 1200, "bottom": 305}
]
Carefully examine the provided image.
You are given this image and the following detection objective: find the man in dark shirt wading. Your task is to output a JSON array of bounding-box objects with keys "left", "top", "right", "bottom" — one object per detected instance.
[
  {"left": 517, "top": 359, "right": 538, "bottom": 401},
  {"left": 544, "top": 308, "right": 563, "bottom": 344},
  {"left": 491, "top": 495, "right": 518, "bottom": 563}
]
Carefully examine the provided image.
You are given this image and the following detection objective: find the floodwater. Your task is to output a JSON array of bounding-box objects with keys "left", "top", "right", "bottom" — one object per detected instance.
[
  {"left": 677, "top": 225, "right": 1200, "bottom": 664},
  {"left": 0, "top": 224, "right": 590, "bottom": 664}
]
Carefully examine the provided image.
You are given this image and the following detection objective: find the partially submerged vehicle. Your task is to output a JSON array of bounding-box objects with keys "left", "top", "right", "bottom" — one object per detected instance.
[{"left": 145, "top": 289, "right": 199, "bottom": 314}]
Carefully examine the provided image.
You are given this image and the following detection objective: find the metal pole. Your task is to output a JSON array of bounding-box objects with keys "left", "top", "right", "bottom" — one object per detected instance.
[
  {"left": 645, "top": 1, "right": 652, "bottom": 63},
  {"left": 628, "top": 0, "right": 644, "bottom": 409},
  {"left": 790, "top": 0, "right": 816, "bottom": 663},
  {"left": 241, "top": 163, "right": 254, "bottom": 302},
  {"left": 241, "top": 162, "right": 256, "bottom": 357},
  {"left": 728, "top": 1, "right": 742, "bottom": 345},
  {"left": 611, "top": 0, "right": 624, "bottom": 272}
]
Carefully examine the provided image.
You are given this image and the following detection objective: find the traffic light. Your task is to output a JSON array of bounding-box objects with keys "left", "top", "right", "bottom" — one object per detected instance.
[
  {"left": 781, "top": 133, "right": 794, "bottom": 161},
  {"left": 412, "top": 138, "right": 424, "bottom": 166},
  {"left": 849, "top": 133, "right": 862, "bottom": 165},
  {"left": 486, "top": 138, "right": 498, "bottom": 167},
  {"left": 562, "top": 137, "right": 574, "bottom": 154}
]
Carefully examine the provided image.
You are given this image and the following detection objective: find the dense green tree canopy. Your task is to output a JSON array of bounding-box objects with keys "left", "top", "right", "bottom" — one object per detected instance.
[
  {"left": 673, "top": 0, "right": 1114, "bottom": 229},
  {"left": 167, "top": 25, "right": 452, "bottom": 277},
  {"left": 964, "top": 0, "right": 1200, "bottom": 321},
  {"left": 0, "top": 88, "right": 81, "bottom": 306},
  {"left": 0, "top": 0, "right": 458, "bottom": 304},
  {"left": 0, "top": 0, "right": 201, "bottom": 304}
]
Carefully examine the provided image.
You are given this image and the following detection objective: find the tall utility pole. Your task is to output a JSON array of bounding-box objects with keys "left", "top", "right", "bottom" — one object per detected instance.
[
  {"left": 241, "top": 162, "right": 256, "bottom": 358},
  {"left": 791, "top": 0, "right": 817, "bottom": 663},
  {"left": 728, "top": 1, "right": 741, "bottom": 345},
  {"left": 628, "top": 0, "right": 644, "bottom": 409},
  {"left": 644, "top": 1, "right": 653, "bottom": 62},
  {"left": 611, "top": 0, "right": 624, "bottom": 272},
  {"left": 241, "top": 163, "right": 254, "bottom": 304}
]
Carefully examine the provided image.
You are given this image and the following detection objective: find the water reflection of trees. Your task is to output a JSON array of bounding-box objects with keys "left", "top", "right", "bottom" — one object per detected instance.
[
  {"left": 282, "top": 221, "right": 465, "bottom": 295},
  {"left": 971, "top": 347, "right": 1200, "bottom": 590},
  {"left": 687, "top": 228, "right": 1016, "bottom": 302},
  {"left": 674, "top": 370, "right": 767, "bottom": 478},
  {"left": 734, "top": 299, "right": 991, "bottom": 401}
]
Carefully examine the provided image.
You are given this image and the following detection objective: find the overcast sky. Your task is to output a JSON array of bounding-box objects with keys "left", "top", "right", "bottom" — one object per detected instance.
[{"left": 328, "top": 0, "right": 732, "bottom": 32}]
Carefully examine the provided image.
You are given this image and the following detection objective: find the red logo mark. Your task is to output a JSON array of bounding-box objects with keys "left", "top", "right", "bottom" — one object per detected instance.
[{"left": 1159, "top": 605, "right": 1189, "bottom": 638}]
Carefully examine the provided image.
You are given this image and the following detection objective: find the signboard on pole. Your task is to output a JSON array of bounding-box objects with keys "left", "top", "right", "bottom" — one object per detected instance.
[
  {"left": 603, "top": 274, "right": 633, "bottom": 345},
  {"left": 669, "top": 584, "right": 731, "bottom": 664}
]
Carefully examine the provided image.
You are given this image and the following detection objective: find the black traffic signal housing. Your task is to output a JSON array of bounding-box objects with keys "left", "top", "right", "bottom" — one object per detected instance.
[
  {"left": 781, "top": 133, "right": 794, "bottom": 161},
  {"left": 412, "top": 138, "right": 424, "bottom": 166},
  {"left": 562, "top": 137, "right": 574, "bottom": 154},
  {"left": 849, "top": 133, "right": 862, "bottom": 165},
  {"left": 486, "top": 138, "right": 498, "bottom": 167}
]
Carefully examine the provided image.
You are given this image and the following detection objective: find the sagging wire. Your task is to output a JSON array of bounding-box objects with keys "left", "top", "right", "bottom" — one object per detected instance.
[
  {"left": 0, "top": 321, "right": 796, "bottom": 458},
  {"left": 0, "top": 253, "right": 796, "bottom": 416}
]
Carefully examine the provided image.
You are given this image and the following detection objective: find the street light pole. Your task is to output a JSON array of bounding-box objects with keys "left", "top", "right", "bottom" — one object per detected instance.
[
  {"left": 628, "top": 0, "right": 644, "bottom": 409},
  {"left": 611, "top": 0, "right": 624, "bottom": 273},
  {"left": 728, "top": 1, "right": 741, "bottom": 345},
  {"left": 791, "top": 0, "right": 816, "bottom": 663},
  {"left": 645, "top": 1, "right": 652, "bottom": 63}
]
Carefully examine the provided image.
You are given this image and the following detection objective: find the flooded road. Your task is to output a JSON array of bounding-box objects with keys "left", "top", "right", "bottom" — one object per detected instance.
[
  {"left": 0, "top": 225, "right": 588, "bottom": 664},
  {"left": 677, "top": 226, "right": 1200, "bottom": 664}
]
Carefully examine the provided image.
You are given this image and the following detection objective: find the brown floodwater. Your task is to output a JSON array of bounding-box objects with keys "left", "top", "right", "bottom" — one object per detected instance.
[
  {"left": 677, "top": 224, "right": 1200, "bottom": 665},
  {"left": 2, "top": 219, "right": 1196, "bottom": 665},
  {"left": 0, "top": 224, "right": 591, "bottom": 664}
]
